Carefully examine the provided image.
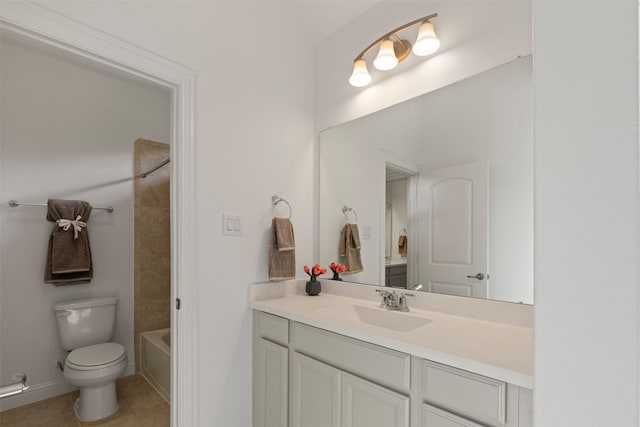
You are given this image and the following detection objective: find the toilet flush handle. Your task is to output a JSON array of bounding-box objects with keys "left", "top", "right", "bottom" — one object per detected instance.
[{"left": 56, "top": 310, "right": 72, "bottom": 318}]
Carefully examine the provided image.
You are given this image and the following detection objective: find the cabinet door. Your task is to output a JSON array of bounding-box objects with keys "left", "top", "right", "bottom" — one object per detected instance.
[
  {"left": 254, "top": 338, "right": 288, "bottom": 427},
  {"left": 341, "top": 373, "right": 409, "bottom": 427},
  {"left": 421, "top": 404, "right": 484, "bottom": 427},
  {"left": 291, "top": 352, "right": 341, "bottom": 427}
]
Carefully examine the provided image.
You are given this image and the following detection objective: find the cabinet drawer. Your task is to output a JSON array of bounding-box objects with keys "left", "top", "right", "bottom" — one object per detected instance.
[
  {"left": 291, "top": 322, "right": 411, "bottom": 393},
  {"left": 388, "top": 275, "right": 407, "bottom": 288},
  {"left": 255, "top": 311, "right": 289, "bottom": 346},
  {"left": 387, "top": 265, "right": 407, "bottom": 276},
  {"left": 422, "top": 360, "right": 506, "bottom": 425},
  {"left": 421, "top": 404, "right": 484, "bottom": 427}
]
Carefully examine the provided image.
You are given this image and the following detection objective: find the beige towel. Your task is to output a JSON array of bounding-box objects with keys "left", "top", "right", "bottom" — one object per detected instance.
[
  {"left": 269, "top": 217, "right": 296, "bottom": 280},
  {"left": 339, "top": 223, "right": 363, "bottom": 274},
  {"left": 44, "top": 199, "right": 93, "bottom": 285},
  {"left": 398, "top": 235, "right": 407, "bottom": 255}
]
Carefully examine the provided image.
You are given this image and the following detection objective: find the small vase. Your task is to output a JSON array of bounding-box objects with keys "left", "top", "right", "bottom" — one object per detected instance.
[
  {"left": 331, "top": 272, "right": 343, "bottom": 281},
  {"left": 305, "top": 279, "right": 321, "bottom": 296}
]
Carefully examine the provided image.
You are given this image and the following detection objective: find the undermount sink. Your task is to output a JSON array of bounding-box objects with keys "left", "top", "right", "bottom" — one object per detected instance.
[{"left": 318, "top": 303, "right": 432, "bottom": 332}]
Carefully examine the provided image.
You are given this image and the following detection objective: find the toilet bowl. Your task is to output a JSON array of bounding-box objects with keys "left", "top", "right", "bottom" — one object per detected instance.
[
  {"left": 63, "top": 342, "right": 128, "bottom": 422},
  {"left": 52, "top": 297, "right": 128, "bottom": 422}
]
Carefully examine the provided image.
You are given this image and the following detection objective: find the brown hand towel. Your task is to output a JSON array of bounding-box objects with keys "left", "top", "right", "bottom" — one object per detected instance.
[
  {"left": 398, "top": 235, "right": 407, "bottom": 255},
  {"left": 339, "top": 223, "right": 363, "bottom": 274},
  {"left": 44, "top": 199, "right": 93, "bottom": 285},
  {"left": 269, "top": 217, "right": 296, "bottom": 280}
]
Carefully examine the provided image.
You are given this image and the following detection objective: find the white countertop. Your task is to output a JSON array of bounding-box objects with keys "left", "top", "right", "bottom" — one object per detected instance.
[{"left": 250, "top": 280, "right": 533, "bottom": 389}]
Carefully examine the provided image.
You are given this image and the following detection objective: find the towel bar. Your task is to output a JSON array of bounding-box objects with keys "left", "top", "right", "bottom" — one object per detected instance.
[
  {"left": 342, "top": 205, "right": 358, "bottom": 223},
  {"left": 8, "top": 200, "right": 114, "bottom": 213},
  {"left": 0, "top": 373, "right": 28, "bottom": 399},
  {"left": 271, "top": 195, "right": 292, "bottom": 219}
]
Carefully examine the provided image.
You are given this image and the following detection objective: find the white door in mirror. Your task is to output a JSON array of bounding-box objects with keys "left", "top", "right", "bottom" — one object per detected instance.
[{"left": 419, "top": 162, "right": 487, "bottom": 298}]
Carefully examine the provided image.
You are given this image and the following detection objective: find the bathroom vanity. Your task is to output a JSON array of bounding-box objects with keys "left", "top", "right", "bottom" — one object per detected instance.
[
  {"left": 385, "top": 262, "right": 407, "bottom": 288},
  {"left": 250, "top": 280, "right": 533, "bottom": 427}
]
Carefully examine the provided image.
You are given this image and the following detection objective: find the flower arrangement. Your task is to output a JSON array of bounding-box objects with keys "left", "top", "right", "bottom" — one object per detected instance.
[
  {"left": 329, "top": 262, "right": 347, "bottom": 280},
  {"left": 303, "top": 264, "right": 327, "bottom": 282}
]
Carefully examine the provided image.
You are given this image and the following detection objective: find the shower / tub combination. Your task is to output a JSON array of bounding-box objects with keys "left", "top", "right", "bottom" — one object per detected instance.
[
  {"left": 140, "top": 328, "right": 170, "bottom": 401},
  {"left": 134, "top": 138, "right": 172, "bottom": 404}
]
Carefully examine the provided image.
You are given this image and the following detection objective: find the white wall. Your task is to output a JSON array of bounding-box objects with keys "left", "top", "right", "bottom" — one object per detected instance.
[
  {"left": 315, "top": 0, "right": 532, "bottom": 130},
  {"left": 533, "top": 1, "right": 639, "bottom": 425},
  {"left": 0, "top": 38, "right": 170, "bottom": 409},
  {"left": 14, "top": 2, "right": 317, "bottom": 425}
]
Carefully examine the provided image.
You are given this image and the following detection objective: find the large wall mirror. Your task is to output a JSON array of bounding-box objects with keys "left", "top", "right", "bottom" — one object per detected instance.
[{"left": 319, "top": 56, "right": 533, "bottom": 304}]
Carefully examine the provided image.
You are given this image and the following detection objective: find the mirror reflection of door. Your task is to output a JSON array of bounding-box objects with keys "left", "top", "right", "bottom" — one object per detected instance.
[
  {"left": 384, "top": 164, "right": 415, "bottom": 289},
  {"left": 419, "top": 162, "right": 488, "bottom": 298}
]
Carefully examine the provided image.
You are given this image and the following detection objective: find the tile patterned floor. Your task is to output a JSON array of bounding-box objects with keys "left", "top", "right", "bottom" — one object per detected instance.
[{"left": 0, "top": 374, "right": 169, "bottom": 427}]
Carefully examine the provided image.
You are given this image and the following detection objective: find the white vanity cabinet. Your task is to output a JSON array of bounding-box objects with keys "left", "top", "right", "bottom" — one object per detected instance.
[
  {"left": 417, "top": 360, "right": 532, "bottom": 427},
  {"left": 253, "top": 311, "right": 290, "bottom": 427},
  {"left": 291, "top": 319, "right": 410, "bottom": 427},
  {"left": 290, "top": 352, "right": 409, "bottom": 427},
  {"left": 253, "top": 310, "right": 532, "bottom": 427},
  {"left": 290, "top": 352, "right": 341, "bottom": 427},
  {"left": 341, "top": 372, "right": 409, "bottom": 427}
]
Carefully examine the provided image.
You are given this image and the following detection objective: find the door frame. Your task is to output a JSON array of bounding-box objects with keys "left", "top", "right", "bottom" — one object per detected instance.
[
  {"left": 380, "top": 150, "right": 420, "bottom": 288},
  {"left": 0, "top": 3, "right": 199, "bottom": 426}
]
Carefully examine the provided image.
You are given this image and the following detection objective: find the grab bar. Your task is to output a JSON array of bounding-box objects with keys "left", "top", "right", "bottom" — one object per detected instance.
[{"left": 0, "top": 373, "right": 29, "bottom": 399}]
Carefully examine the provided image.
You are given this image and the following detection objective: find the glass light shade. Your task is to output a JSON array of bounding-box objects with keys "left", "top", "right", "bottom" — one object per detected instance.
[
  {"left": 349, "top": 59, "right": 372, "bottom": 87},
  {"left": 412, "top": 21, "right": 440, "bottom": 56},
  {"left": 373, "top": 39, "right": 398, "bottom": 71}
]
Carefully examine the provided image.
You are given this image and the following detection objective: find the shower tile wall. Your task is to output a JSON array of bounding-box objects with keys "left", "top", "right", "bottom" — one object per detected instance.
[{"left": 134, "top": 138, "right": 170, "bottom": 372}]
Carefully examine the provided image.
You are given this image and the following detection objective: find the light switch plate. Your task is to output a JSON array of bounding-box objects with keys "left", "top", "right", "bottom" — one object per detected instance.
[
  {"left": 223, "top": 214, "right": 242, "bottom": 236},
  {"left": 362, "top": 225, "right": 372, "bottom": 240}
]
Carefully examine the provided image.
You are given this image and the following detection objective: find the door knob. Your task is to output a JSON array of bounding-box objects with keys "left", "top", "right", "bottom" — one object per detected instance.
[{"left": 467, "top": 273, "right": 485, "bottom": 280}]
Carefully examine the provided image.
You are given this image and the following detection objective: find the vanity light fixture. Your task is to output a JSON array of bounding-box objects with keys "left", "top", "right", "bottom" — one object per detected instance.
[{"left": 349, "top": 13, "right": 440, "bottom": 87}]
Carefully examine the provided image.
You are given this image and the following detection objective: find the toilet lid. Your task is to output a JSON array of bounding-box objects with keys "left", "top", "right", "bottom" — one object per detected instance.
[{"left": 67, "top": 342, "right": 126, "bottom": 367}]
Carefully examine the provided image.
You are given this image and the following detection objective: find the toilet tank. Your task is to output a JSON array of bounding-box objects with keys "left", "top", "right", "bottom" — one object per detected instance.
[{"left": 52, "top": 296, "right": 118, "bottom": 350}]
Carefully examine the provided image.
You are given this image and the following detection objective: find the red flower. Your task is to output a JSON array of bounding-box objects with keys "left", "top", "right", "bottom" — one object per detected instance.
[{"left": 303, "top": 263, "right": 326, "bottom": 280}]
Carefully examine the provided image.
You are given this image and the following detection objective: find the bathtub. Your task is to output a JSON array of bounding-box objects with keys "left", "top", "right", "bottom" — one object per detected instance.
[{"left": 140, "top": 328, "right": 170, "bottom": 402}]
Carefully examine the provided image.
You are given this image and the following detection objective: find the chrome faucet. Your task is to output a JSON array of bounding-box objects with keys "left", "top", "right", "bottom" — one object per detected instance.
[{"left": 375, "top": 289, "right": 414, "bottom": 312}]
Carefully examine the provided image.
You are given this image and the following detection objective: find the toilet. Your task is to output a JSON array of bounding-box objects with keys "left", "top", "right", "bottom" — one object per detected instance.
[{"left": 52, "top": 296, "right": 128, "bottom": 422}]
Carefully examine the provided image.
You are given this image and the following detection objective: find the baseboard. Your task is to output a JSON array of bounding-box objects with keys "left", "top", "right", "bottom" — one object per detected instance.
[
  {"left": 0, "top": 379, "right": 75, "bottom": 411},
  {"left": 0, "top": 362, "right": 136, "bottom": 412},
  {"left": 124, "top": 361, "right": 136, "bottom": 377}
]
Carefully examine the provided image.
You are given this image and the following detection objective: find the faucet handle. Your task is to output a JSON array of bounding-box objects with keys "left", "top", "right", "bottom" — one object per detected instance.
[
  {"left": 375, "top": 289, "right": 395, "bottom": 308},
  {"left": 375, "top": 289, "right": 387, "bottom": 307},
  {"left": 398, "top": 292, "right": 414, "bottom": 312}
]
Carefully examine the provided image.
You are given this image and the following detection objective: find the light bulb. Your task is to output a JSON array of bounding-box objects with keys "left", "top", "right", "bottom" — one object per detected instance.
[
  {"left": 349, "top": 59, "right": 371, "bottom": 87},
  {"left": 412, "top": 21, "right": 440, "bottom": 56},
  {"left": 373, "top": 39, "right": 398, "bottom": 71}
]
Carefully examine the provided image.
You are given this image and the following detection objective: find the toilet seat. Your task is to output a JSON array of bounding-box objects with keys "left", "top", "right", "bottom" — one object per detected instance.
[{"left": 66, "top": 342, "right": 126, "bottom": 371}]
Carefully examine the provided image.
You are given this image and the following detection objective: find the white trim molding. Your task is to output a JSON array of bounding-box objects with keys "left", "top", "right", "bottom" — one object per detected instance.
[{"left": 0, "top": 2, "right": 199, "bottom": 426}]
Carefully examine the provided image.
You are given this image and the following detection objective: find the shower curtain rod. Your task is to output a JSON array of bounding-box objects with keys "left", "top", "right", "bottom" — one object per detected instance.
[{"left": 137, "top": 158, "right": 170, "bottom": 179}]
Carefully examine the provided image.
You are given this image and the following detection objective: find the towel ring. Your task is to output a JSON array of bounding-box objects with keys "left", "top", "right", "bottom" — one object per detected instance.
[
  {"left": 341, "top": 205, "right": 358, "bottom": 223},
  {"left": 272, "top": 195, "right": 292, "bottom": 219}
]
